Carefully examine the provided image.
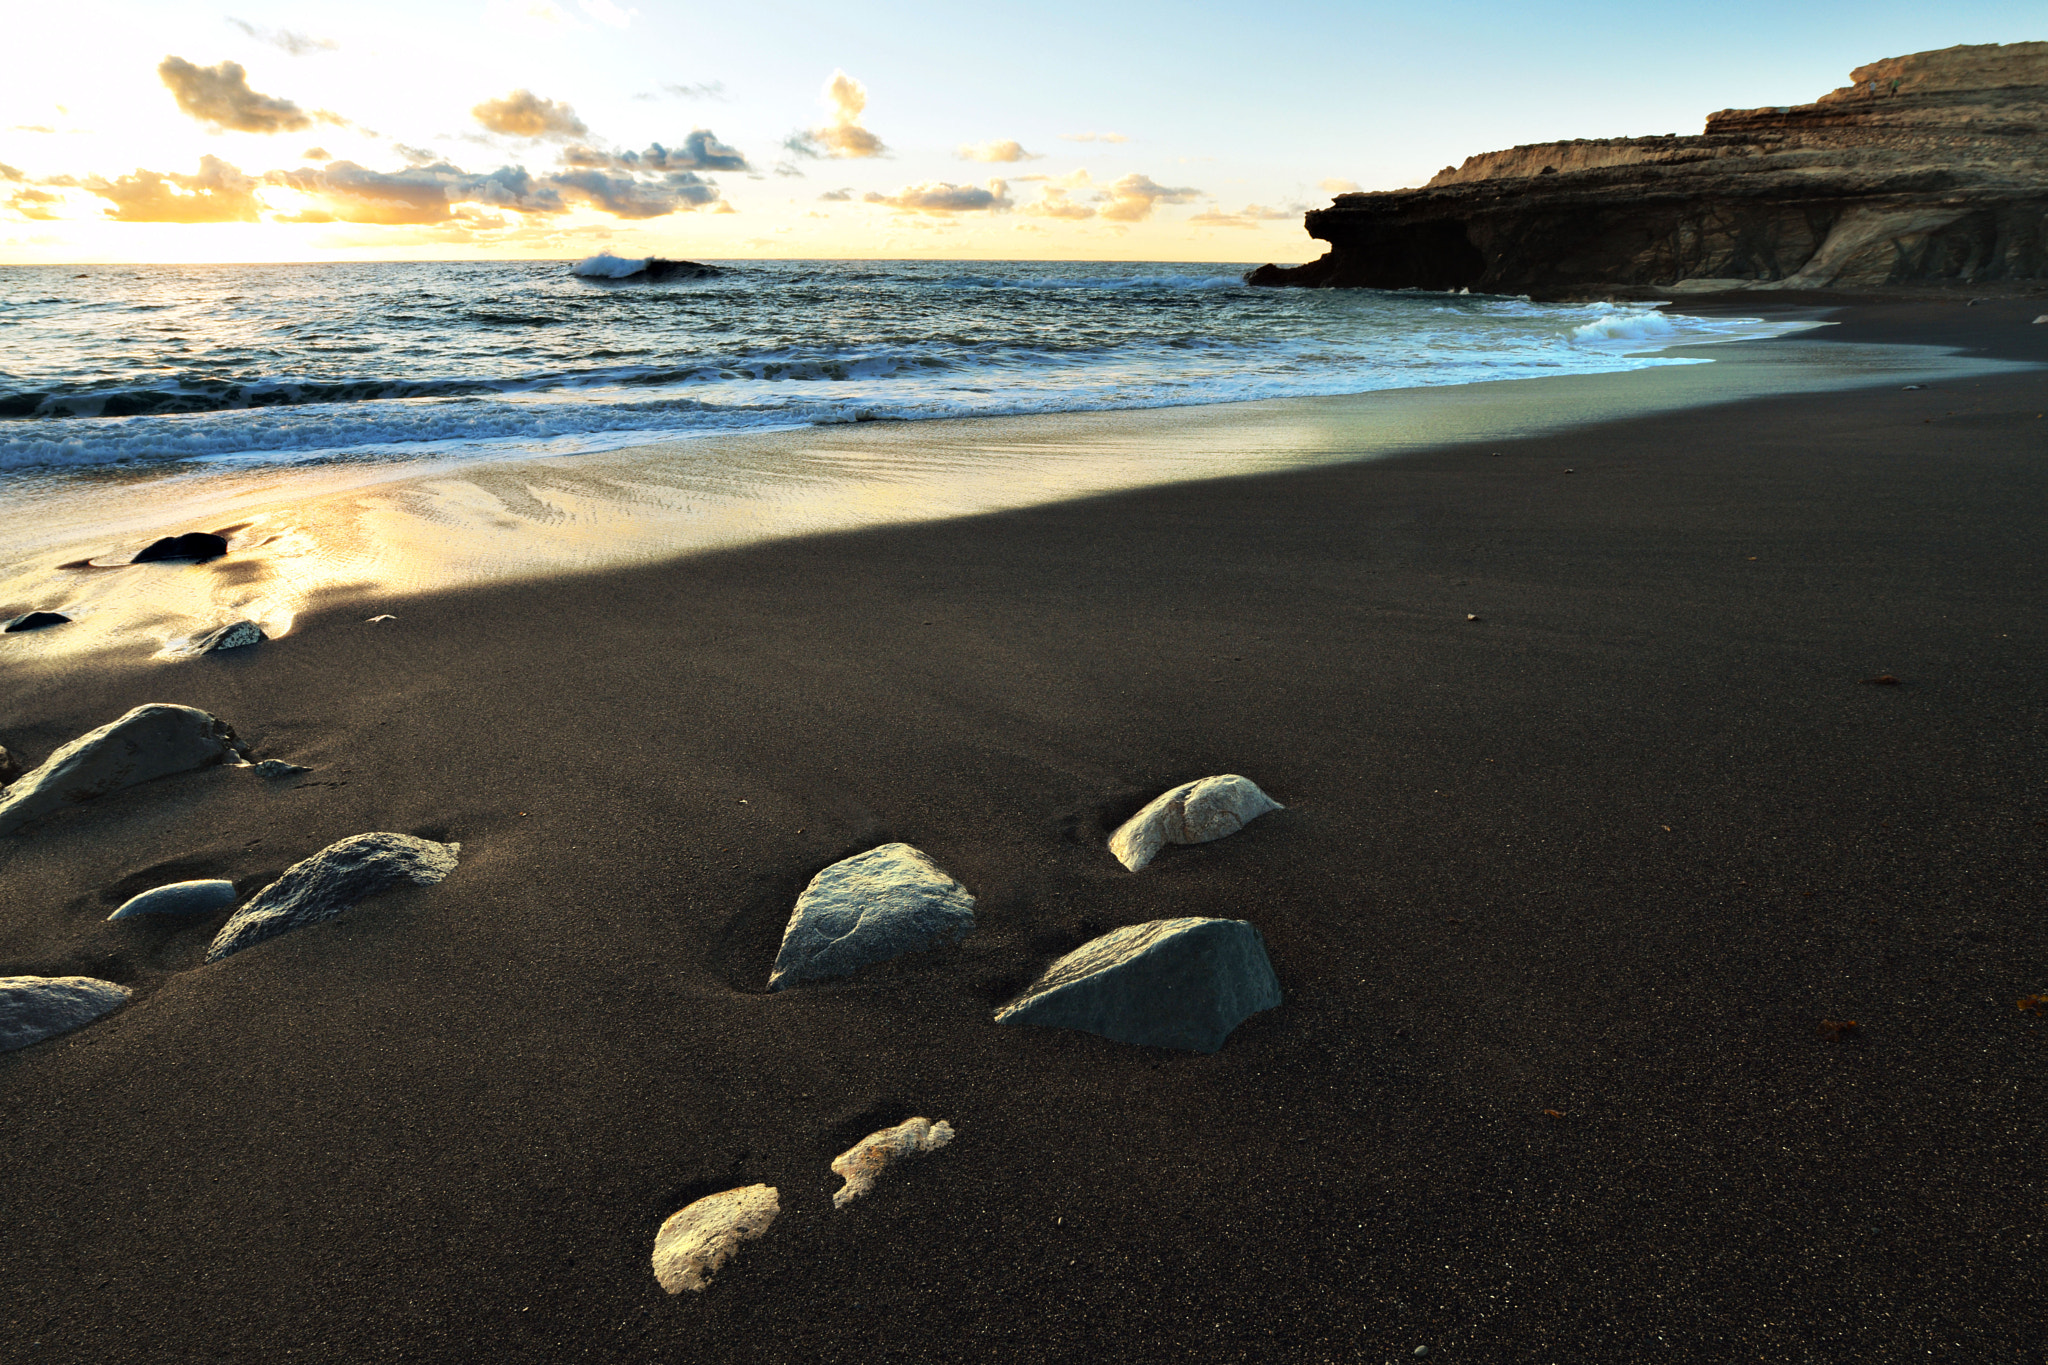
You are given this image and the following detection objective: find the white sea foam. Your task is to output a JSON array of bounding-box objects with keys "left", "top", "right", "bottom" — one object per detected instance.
[{"left": 571, "top": 252, "right": 649, "bottom": 279}]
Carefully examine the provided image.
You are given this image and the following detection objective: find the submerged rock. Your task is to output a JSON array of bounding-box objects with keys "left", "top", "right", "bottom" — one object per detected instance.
[
  {"left": 768, "top": 843, "right": 976, "bottom": 990},
  {"left": 0, "top": 704, "right": 248, "bottom": 837},
  {"left": 190, "top": 620, "right": 266, "bottom": 653},
  {"left": 1108, "top": 774, "right": 1283, "bottom": 872},
  {"left": 994, "top": 917, "right": 1282, "bottom": 1053},
  {"left": 4, "top": 611, "right": 71, "bottom": 633},
  {"left": 651, "top": 1184, "right": 780, "bottom": 1293},
  {"left": 131, "top": 532, "right": 228, "bottom": 563},
  {"left": 109, "top": 879, "right": 238, "bottom": 921},
  {"left": 831, "top": 1117, "right": 955, "bottom": 1209},
  {"left": 1, "top": 975, "right": 131, "bottom": 1050},
  {"left": 205, "top": 832, "right": 461, "bottom": 963}
]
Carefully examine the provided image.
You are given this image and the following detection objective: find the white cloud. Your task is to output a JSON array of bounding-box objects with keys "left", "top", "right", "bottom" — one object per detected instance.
[
  {"left": 158, "top": 56, "right": 314, "bottom": 134},
  {"left": 1060, "top": 131, "right": 1127, "bottom": 143},
  {"left": 225, "top": 18, "right": 340, "bottom": 55},
  {"left": 957, "top": 139, "right": 1041, "bottom": 163},
  {"left": 863, "top": 179, "right": 1011, "bottom": 214},
  {"left": 472, "top": 90, "right": 589, "bottom": 140},
  {"left": 1096, "top": 173, "right": 1199, "bottom": 222},
  {"left": 785, "top": 70, "right": 887, "bottom": 159}
]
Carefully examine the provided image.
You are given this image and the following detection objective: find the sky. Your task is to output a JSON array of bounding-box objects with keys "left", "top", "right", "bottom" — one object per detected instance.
[{"left": 0, "top": 0, "right": 2038, "bottom": 264}]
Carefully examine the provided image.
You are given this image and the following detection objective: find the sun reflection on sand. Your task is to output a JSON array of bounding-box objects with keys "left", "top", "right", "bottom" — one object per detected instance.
[{"left": 0, "top": 337, "right": 2020, "bottom": 665}]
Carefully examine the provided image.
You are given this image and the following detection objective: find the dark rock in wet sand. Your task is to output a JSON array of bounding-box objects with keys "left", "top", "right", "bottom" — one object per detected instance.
[
  {"left": 994, "top": 917, "right": 1282, "bottom": 1053},
  {"left": 768, "top": 842, "right": 976, "bottom": 990},
  {"left": 0, "top": 703, "right": 249, "bottom": 837},
  {"left": 131, "top": 532, "right": 228, "bottom": 563},
  {"left": 4, "top": 611, "right": 71, "bottom": 633},
  {"left": 191, "top": 620, "right": 266, "bottom": 653},
  {"left": 109, "top": 879, "right": 239, "bottom": 921},
  {"left": 206, "top": 832, "right": 462, "bottom": 963},
  {"left": 1, "top": 975, "right": 131, "bottom": 1050}
]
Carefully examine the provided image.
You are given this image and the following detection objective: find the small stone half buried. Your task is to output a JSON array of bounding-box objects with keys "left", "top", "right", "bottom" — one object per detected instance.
[
  {"left": 1, "top": 975, "right": 131, "bottom": 1051},
  {"left": 651, "top": 1184, "right": 780, "bottom": 1293},
  {"left": 0, "top": 703, "right": 248, "bottom": 837},
  {"left": 1108, "top": 774, "right": 1283, "bottom": 872},
  {"left": 109, "top": 879, "right": 238, "bottom": 921},
  {"left": 831, "top": 1117, "right": 954, "bottom": 1209},
  {"left": 205, "top": 832, "right": 460, "bottom": 963},
  {"left": 4, "top": 610, "right": 70, "bottom": 633},
  {"left": 995, "top": 917, "right": 1282, "bottom": 1053},
  {"left": 190, "top": 620, "right": 266, "bottom": 654},
  {"left": 768, "top": 843, "right": 975, "bottom": 989}
]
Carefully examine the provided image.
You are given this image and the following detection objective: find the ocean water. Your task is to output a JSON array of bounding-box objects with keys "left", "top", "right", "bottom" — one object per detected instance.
[{"left": 0, "top": 258, "right": 1806, "bottom": 474}]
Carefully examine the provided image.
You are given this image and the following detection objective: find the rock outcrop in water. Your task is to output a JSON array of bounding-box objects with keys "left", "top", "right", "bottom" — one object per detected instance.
[{"left": 1248, "top": 43, "right": 2048, "bottom": 296}]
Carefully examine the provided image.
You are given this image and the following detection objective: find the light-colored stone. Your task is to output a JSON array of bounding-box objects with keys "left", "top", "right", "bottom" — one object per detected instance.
[
  {"left": 831, "top": 1117, "right": 955, "bottom": 1209},
  {"left": 0, "top": 704, "right": 247, "bottom": 837},
  {"left": 1, "top": 975, "right": 131, "bottom": 1050},
  {"left": 1108, "top": 775, "right": 1283, "bottom": 872},
  {"left": 651, "top": 1184, "right": 780, "bottom": 1293},
  {"left": 251, "top": 759, "right": 310, "bottom": 778},
  {"left": 109, "top": 879, "right": 238, "bottom": 921},
  {"left": 205, "top": 832, "right": 460, "bottom": 963},
  {"left": 994, "top": 917, "right": 1283, "bottom": 1053},
  {"left": 767, "top": 843, "right": 975, "bottom": 990}
]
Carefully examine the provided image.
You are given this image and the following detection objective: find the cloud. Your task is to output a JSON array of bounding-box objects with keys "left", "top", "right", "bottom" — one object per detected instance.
[
  {"left": 0, "top": 162, "right": 21, "bottom": 181},
  {"left": 817, "top": 188, "right": 851, "bottom": 201},
  {"left": 1188, "top": 203, "right": 1298, "bottom": 229},
  {"left": 579, "top": 0, "right": 637, "bottom": 25},
  {"left": 302, "top": 146, "right": 331, "bottom": 161},
  {"left": 472, "top": 89, "right": 589, "bottom": 140},
  {"left": 1024, "top": 185, "right": 1094, "bottom": 220},
  {"left": 560, "top": 129, "right": 748, "bottom": 173},
  {"left": 1319, "top": 177, "right": 1361, "bottom": 195},
  {"left": 1060, "top": 131, "right": 1127, "bottom": 143},
  {"left": 785, "top": 70, "right": 886, "bottom": 159},
  {"left": 1097, "top": 173, "right": 1199, "bottom": 222},
  {"left": 13, "top": 124, "right": 57, "bottom": 134},
  {"left": 6, "top": 188, "right": 62, "bottom": 220},
  {"left": 658, "top": 81, "right": 725, "bottom": 99},
  {"left": 392, "top": 143, "right": 442, "bottom": 166},
  {"left": 267, "top": 160, "right": 493, "bottom": 224},
  {"left": 547, "top": 168, "right": 719, "bottom": 218},
  {"left": 957, "top": 140, "right": 1040, "bottom": 163},
  {"left": 158, "top": 56, "right": 312, "bottom": 133},
  {"left": 863, "top": 179, "right": 1010, "bottom": 214},
  {"left": 225, "top": 18, "right": 339, "bottom": 54},
  {"left": 88, "top": 154, "right": 262, "bottom": 222}
]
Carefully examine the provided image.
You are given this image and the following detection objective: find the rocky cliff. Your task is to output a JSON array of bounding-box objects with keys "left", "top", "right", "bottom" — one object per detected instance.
[{"left": 1247, "top": 42, "right": 2048, "bottom": 296}]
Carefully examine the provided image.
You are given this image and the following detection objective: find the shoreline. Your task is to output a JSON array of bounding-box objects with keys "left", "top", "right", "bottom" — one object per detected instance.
[
  {"left": 0, "top": 297, "right": 2034, "bottom": 666},
  {"left": 3, "top": 296, "right": 2046, "bottom": 1362}
]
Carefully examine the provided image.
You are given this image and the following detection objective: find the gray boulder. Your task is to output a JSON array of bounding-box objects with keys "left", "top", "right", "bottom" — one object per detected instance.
[
  {"left": 1109, "top": 774, "right": 1283, "bottom": 871},
  {"left": 0, "top": 704, "right": 248, "bottom": 837},
  {"left": 109, "top": 879, "right": 239, "bottom": 921},
  {"left": 993, "top": 917, "right": 1282, "bottom": 1053},
  {"left": 206, "top": 832, "right": 461, "bottom": 963},
  {"left": 768, "top": 843, "right": 975, "bottom": 990},
  {"left": 191, "top": 620, "right": 265, "bottom": 653},
  {"left": 1, "top": 975, "right": 131, "bottom": 1051}
]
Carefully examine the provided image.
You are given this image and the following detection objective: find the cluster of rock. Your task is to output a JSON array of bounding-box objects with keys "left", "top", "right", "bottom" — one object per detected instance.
[
  {"left": 0, "top": 703, "right": 454, "bottom": 1050},
  {"left": 1248, "top": 42, "right": 2048, "bottom": 294},
  {"left": 3, "top": 526, "right": 274, "bottom": 650}
]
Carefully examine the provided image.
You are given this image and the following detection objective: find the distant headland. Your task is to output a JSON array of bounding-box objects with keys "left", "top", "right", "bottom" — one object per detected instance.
[{"left": 1249, "top": 41, "right": 2048, "bottom": 296}]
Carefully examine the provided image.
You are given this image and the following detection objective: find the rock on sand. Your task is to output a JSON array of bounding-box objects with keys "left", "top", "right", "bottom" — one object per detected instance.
[
  {"left": 994, "top": 917, "right": 1283, "bottom": 1053},
  {"left": 831, "top": 1117, "right": 955, "bottom": 1208},
  {"left": 651, "top": 1185, "right": 780, "bottom": 1293},
  {"left": 190, "top": 620, "right": 266, "bottom": 653},
  {"left": 1109, "top": 775, "right": 1283, "bottom": 872},
  {"left": 109, "top": 879, "right": 239, "bottom": 921},
  {"left": 131, "top": 532, "right": 227, "bottom": 563},
  {"left": 0, "top": 704, "right": 248, "bottom": 837},
  {"left": 768, "top": 843, "right": 976, "bottom": 990},
  {"left": 205, "top": 832, "right": 461, "bottom": 963},
  {"left": 1, "top": 976, "right": 132, "bottom": 1051}
]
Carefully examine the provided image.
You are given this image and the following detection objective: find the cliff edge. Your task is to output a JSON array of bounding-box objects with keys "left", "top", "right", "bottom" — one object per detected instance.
[{"left": 1247, "top": 43, "right": 2048, "bottom": 295}]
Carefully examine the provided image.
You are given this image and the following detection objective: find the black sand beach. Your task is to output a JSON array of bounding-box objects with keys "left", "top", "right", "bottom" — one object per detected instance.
[{"left": 3, "top": 297, "right": 2045, "bottom": 1363}]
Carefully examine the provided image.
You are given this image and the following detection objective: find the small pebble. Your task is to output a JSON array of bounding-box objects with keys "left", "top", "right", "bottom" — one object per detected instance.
[
  {"left": 1465, "top": 613, "right": 1480, "bottom": 622},
  {"left": 365, "top": 615, "right": 396, "bottom": 623}
]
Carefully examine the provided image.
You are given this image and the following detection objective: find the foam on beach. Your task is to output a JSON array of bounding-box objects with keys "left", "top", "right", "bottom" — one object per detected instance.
[{"left": 570, "top": 251, "right": 650, "bottom": 279}]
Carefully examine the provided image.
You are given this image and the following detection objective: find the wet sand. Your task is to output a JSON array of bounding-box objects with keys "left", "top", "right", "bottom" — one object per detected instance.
[{"left": 2, "top": 296, "right": 2045, "bottom": 1363}]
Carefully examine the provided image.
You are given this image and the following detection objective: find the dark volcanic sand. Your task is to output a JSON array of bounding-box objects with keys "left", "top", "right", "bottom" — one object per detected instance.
[{"left": 2, "top": 299, "right": 2045, "bottom": 1364}]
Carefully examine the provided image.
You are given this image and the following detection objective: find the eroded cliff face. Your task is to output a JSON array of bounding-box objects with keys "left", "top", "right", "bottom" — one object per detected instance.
[{"left": 1249, "top": 42, "right": 2048, "bottom": 295}]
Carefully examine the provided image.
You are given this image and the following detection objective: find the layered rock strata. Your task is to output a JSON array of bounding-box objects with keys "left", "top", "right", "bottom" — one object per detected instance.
[{"left": 1249, "top": 43, "right": 2048, "bottom": 295}]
